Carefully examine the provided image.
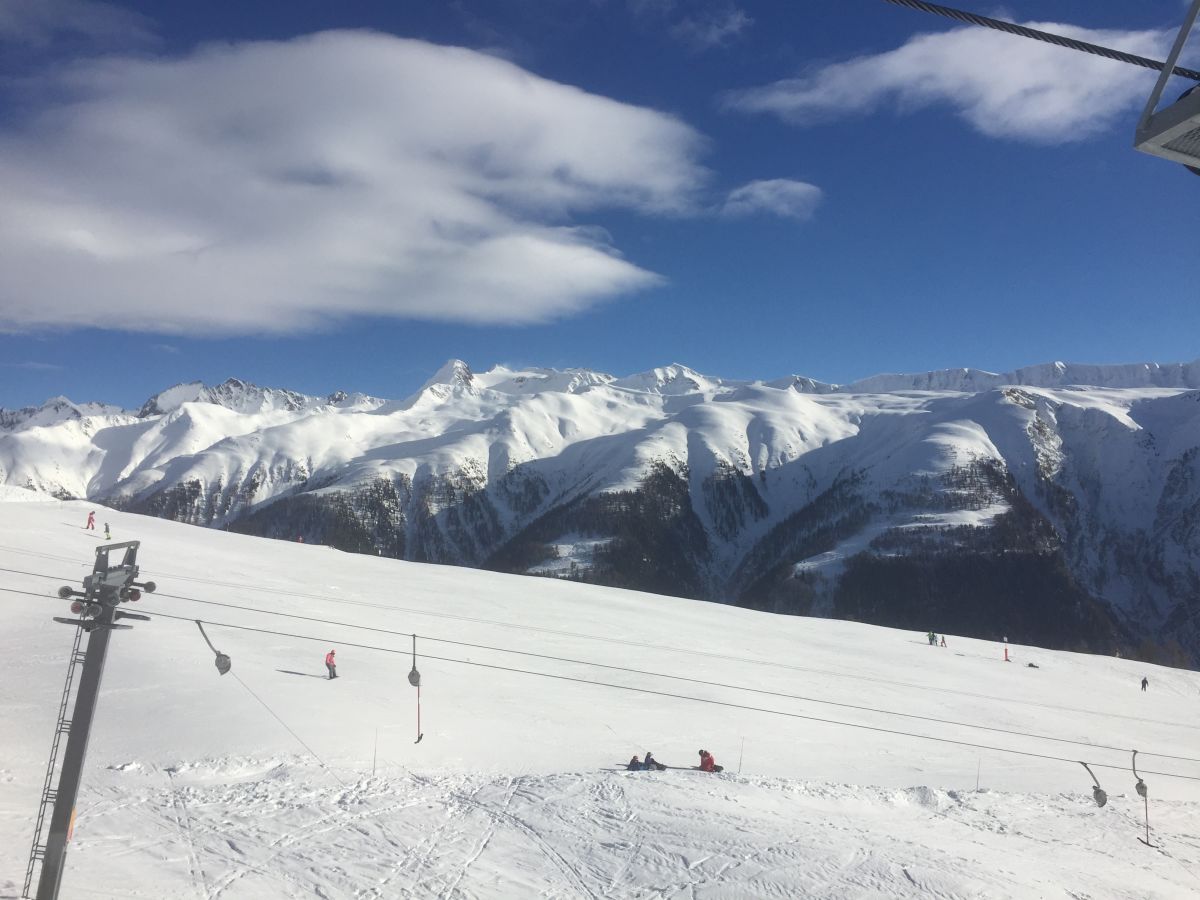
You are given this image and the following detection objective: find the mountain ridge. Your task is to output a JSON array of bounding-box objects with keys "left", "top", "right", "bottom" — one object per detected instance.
[{"left": 3, "top": 357, "right": 1198, "bottom": 665}]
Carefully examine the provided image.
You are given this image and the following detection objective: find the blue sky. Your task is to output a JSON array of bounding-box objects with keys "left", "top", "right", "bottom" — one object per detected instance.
[{"left": 0, "top": 0, "right": 1197, "bottom": 409}]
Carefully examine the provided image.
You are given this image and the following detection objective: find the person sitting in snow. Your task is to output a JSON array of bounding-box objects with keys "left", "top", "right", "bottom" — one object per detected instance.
[
  {"left": 627, "top": 755, "right": 641, "bottom": 770},
  {"left": 643, "top": 752, "right": 663, "bottom": 771},
  {"left": 698, "top": 749, "right": 718, "bottom": 772}
]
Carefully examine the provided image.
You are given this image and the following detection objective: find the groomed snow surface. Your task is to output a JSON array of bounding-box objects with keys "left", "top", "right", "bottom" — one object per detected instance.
[{"left": 2, "top": 495, "right": 1200, "bottom": 899}]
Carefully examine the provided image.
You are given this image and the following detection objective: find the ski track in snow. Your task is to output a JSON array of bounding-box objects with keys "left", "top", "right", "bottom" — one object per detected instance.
[{"left": 13, "top": 766, "right": 1194, "bottom": 899}]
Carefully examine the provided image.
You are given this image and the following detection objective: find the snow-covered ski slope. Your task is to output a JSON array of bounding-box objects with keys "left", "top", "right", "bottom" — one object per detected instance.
[{"left": 2, "top": 492, "right": 1199, "bottom": 899}]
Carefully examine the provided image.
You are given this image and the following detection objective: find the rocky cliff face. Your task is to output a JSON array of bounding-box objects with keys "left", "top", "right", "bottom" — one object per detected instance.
[{"left": 3, "top": 360, "right": 1198, "bottom": 664}]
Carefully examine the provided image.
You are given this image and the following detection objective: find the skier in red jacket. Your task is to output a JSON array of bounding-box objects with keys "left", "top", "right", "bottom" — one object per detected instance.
[{"left": 325, "top": 649, "right": 337, "bottom": 679}]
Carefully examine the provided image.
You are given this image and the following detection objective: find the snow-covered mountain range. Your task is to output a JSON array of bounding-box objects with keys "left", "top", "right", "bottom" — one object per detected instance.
[{"left": 3, "top": 360, "right": 1200, "bottom": 662}]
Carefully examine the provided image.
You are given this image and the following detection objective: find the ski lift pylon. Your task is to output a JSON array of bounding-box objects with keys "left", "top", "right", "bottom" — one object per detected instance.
[{"left": 1134, "top": 0, "right": 1200, "bottom": 174}]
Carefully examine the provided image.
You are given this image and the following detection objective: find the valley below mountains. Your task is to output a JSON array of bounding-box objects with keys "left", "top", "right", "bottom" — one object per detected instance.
[{"left": 4, "top": 358, "right": 1200, "bottom": 665}]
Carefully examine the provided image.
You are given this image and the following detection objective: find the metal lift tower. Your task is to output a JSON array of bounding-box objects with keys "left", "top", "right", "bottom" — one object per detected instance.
[
  {"left": 22, "top": 541, "right": 156, "bottom": 900},
  {"left": 1135, "top": 0, "right": 1200, "bottom": 173}
]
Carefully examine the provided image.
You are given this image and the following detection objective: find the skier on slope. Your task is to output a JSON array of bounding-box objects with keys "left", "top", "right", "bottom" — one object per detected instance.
[
  {"left": 325, "top": 649, "right": 337, "bottom": 679},
  {"left": 1141, "top": 676, "right": 1149, "bottom": 692},
  {"left": 85, "top": 510, "right": 95, "bottom": 530}
]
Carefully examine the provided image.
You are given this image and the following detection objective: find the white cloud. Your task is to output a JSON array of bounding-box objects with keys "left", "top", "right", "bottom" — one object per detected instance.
[
  {"left": 0, "top": 0, "right": 155, "bottom": 47},
  {"left": 670, "top": 6, "right": 752, "bottom": 51},
  {"left": 0, "top": 31, "right": 709, "bottom": 334},
  {"left": 722, "top": 179, "right": 822, "bottom": 220},
  {"left": 725, "top": 21, "right": 1169, "bottom": 143}
]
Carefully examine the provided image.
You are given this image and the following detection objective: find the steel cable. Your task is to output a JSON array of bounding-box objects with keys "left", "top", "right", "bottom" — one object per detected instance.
[{"left": 881, "top": 0, "right": 1200, "bottom": 81}]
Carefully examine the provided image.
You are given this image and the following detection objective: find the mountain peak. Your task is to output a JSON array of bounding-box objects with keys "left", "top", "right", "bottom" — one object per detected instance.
[
  {"left": 476, "top": 364, "right": 615, "bottom": 396},
  {"left": 765, "top": 375, "right": 837, "bottom": 394},
  {"left": 138, "top": 379, "right": 323, "bottom": 417},
  {"left": 421, "top": 359, "right": 475, "bottom": 392},
  {"left": 385, "top": 359, "right": 479, "bottom": 412},
  {"left": 137, "top": 382, "right": 208, "bottom": 418},
  {"left": 612, "top": 364, "right": 719, "bottom": 395},
  {"left": 1, "top": 396, "right": 127, "bottom": 432}
]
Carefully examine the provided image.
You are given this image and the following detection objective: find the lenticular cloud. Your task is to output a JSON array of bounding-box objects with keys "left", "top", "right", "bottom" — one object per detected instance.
[
  {"left": 0, "top": 31, "right": 707, "bottom": 334},
  {"left": 726, "top": 21, "right": 1169, "bottom": 144}
]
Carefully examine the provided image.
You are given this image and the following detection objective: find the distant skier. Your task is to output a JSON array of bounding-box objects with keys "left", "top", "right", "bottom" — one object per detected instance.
[
  {"left": 940, "top": 635, "right": 947, "bottom": 648},
  {"left": 103, "top": 522, "right": 111, "bottom": 540},
  {"left": 627, "top": 755, "right": 641, "bottom": 771},
  {"left": 1141, "top": 676, "right": 1149, "bottom": 692},
  {"left": 698, "top": 749, "right": 722, "bottom": 772},
  {"left": 85, "top": 510, "right": 95, "bottom": 530},
  {"left": 325, "top": 649, "right": 337, "bottom": 679}
]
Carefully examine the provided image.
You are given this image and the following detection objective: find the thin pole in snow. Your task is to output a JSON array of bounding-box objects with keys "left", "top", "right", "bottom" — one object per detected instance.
[
  {"left": 976, "top": 757, "right": 981, "bottom": 791},
  {"left": 738, "top": 737, "right": 745, "bottom": 775},
  {"left": 408, "top": 634, "right": 423, "bottom": 744},
  {"left": 1143, "top": 793, "right": 1152, "bottom": 847},
  {"left": 373, "top": 727, "right": 378, "bottom": 777}
]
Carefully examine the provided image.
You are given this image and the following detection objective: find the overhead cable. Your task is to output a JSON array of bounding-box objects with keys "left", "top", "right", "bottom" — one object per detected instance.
[
  {"left": 881, "top": 0, "right": 1200, "bottom": 81},
  {"left": 229, "top": 671, "right": 346, "bottom": 786},
  {"left": 4, "top": 559, "right": 1196, "bottom": 738},
  {"left": 136, "top": 608, "right": 1200, "bottom": 784},
  {"left": 5, "top": 573, "right": 1199, "bottom": 763},
  {"left": 140, "top": 588, "right": 1200, "bottom": 764}
]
